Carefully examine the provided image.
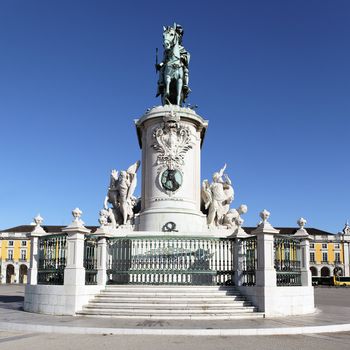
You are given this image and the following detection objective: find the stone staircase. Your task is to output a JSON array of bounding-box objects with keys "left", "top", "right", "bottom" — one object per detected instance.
[{"left": 77, "top": 285, "right": 264, "bottom": 320}]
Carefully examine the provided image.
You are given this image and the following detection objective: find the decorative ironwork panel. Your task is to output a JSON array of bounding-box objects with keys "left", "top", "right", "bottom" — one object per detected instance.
[
  {"left": 38, "top": 234, "right": 67, "bottom": 285},
  {"left": 107, "top": 237, "right": 235, "bottom": 285},
  {"left": 84, "top": 236, "right": 98, "bottom": 285},
  {"left": 239, "top": 236, "right": 257, "bottom": 286},
  {"left": 274, "top": 236, "right": 301, "bottom": 286}
]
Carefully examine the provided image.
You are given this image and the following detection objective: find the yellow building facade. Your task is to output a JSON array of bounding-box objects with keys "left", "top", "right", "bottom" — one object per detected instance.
[
  {"left": 309, "top": 223, "right": 350, "bottom": 277},
  {"left": 0, "top": 229, "right": 31, "bottom": 284}
]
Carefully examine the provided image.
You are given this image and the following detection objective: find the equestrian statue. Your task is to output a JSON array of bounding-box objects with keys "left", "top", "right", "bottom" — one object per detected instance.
[{"left": 156, "top": 23, "right": 190, "bottom": 106}]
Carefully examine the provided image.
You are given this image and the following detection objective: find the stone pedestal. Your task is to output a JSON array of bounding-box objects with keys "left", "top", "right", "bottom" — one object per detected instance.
[
  {"left": 135, "top": 105, "right": 208, "bottom": 232},
  {"left": 253, "top": 223, "right": 279, "bottom": 289},
  {"left": 294, "top": 225, "right": 312, "bottom": 287},
  {"left": 28, "top": 223, "right": 46, "bottom": 285},
  {"left": 62, "top": 221, "right": 90, "bottom": 287},
  {"left": 92, "top": 226, "right": 110, "bottom": 286},
  {"left": 343, "top": 240, "right": 350, "bottom": 277}
]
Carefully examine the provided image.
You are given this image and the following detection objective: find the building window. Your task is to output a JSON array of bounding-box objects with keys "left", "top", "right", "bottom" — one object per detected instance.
[
  {"left": 8, "top": 250, "right": 13, "bottom": 260},
  {"left": 20, "top": 250, "right": 27, "bottom": 260},
  {"left": 322, "top": 252, "right": 328, "bottom": 263},
  {"left": 21, "top": 240, "right": 27, "bottom": 246},
  {"left": 310, "top": 243, "right": 314, "bottom": 249},
  {"left": 310, "top": 252, "right": 315, "bottom": 262},
  {"left": 335, "top": 252, "right": 341, "bottom": 263},
  {"left": 322, "top": 243, "right": 327, "bottom": 249},
  {"left": 334, "top": 243, "right": 340, "bottom": 249},
  {"left": 8, "top": 240, "right": 14, "bottom": 247}
]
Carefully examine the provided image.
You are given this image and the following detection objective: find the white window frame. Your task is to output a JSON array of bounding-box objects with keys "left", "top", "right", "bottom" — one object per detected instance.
[
  {"left": 20, "top": 249, "right": 27, "bottom": 260},
  {"left": 8, "top": 249, "right": 14, "bottom": 260}
]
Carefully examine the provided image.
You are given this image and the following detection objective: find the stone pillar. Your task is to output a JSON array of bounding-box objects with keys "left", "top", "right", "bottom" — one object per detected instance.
[
  {"left": 1, "top": 267, "right": 6, "bottom": 284},
  {"left": 294, "top": 218, "right": 312, "bottom": 287},
  {"left": 342, "top": 222, "right": 350, "bottom": 277},
  {"left": 28, "top": 215, "right": 46, "bottom": 285},
  {"left": 344, "top": 241, "right": 350, "bottom": 277},
  {"left": 62, "top": 208, "right": 90, "bottom": 287},
  {"left": 343, "top": 239, "right": 350, "bottom": 277},
  {"left": 14, "top": 264, "right": 19, "bottom": 284},
  {"left": 251, "top": 210, "right": 279, "bottom": 312},
  {"left": 92, "top": 225, "right": 111, "bottom": 286},
  {"left": 96, "top": 238, "right": 107, "bottom": 285},
  {"left": 233, "top": 220, "right": 252, "bottom": 286},
  {"left": 134, "top": 105, "right": 208, "bottom": 232}
]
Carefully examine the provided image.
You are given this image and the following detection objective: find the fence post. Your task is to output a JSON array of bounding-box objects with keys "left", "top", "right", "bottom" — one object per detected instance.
[
  {"left": 27, "top": 215, "right": 46, "bottom": 285},
  {"left": 233, "top": 219, "right": 252, "bottom": 286},
  {"left": 252, "top": 210, "right": 279, "bottom": 288},
  {"left": 294, "top": 218, "right": 312, "bottom": 287},
  {"left": 92, "top": 219, "right": 114, "bottom": 286},
  {"left": 62, "top": 208, "right": 90, "bottom": 286},
  {"left": 251, "top": 210, "right": 279, "bottom": 312}
]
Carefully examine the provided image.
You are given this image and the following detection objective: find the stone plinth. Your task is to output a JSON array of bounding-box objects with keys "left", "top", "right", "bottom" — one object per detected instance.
[{"left": 135, "top": 105, "right": 208, "bottom": 232}]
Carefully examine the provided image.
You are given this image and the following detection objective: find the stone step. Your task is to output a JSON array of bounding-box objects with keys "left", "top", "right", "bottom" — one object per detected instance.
[
  {"left": 98, "top": 291, "right": 241, "bottom": 298},
  {"left": 77, "top": 285, "right": 262, "bottom": 320},
  {"left": 80, "top": 307, "right": 258, "bottom": 314},
  {"left": 85, "top": 301, "right": 253, "bottom": 309},
  {"left": 92, "top": 296, "right": 247, "bottom": 303},
  {"left": 104, "top": 285, "right": 236, "bottom": 291},
  {"left": 76, "top": 310, "right": 264, "bottom": 320}
]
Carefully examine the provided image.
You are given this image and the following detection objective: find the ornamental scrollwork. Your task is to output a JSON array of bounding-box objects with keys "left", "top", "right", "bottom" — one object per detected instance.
[{"left": 152, "top": 111, "right": 194, "bottom": 170}]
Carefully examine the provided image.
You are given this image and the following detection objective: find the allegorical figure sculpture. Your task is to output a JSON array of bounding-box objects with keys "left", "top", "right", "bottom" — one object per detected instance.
[
  {"left": 156, "top": 23, "right": 190, "bottom": 106},
  {"left": 104, "top": 161, "right": 140, "bottom": 226},
  {"left": 201, "top": 164, "right": 234, "bottom": 227},
  {"left": 222, "top": 204, "right": 248, "bottom": 230}
]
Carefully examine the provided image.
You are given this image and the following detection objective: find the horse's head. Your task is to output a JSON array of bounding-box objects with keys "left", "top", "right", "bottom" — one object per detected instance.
[{"left": 163, "top": 24, "right": 178, "bottom": 50}]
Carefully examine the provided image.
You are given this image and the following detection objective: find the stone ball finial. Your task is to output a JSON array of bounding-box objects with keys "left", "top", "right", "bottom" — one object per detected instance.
[
  {"left": 260, "top": 209, "right": 270, "bottom": 223},
  {"left": 34, "top": 214, "right": 43, "bottom": 226},
  {"left": 297, "top": 217, "right": 307, "bottom": 229},
  {"left": 238, "top": 204, "right": 248, "bottom": 215},
  {"left": 72, "top": 208, "right": 83, "bottom": 222}
]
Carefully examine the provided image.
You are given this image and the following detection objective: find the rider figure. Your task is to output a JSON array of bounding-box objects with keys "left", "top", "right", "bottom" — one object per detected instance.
[{"left": 156, "top": 24, "right": 190, "bottom": 101}]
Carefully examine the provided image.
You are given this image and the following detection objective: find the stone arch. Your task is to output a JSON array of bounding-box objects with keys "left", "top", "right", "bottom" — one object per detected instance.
[
  {"left": 321, "top": 266, "right": 330, "bottom": 277},
  {"left": 310, "top": 266, "right": 318, "bottom": 276},
  {"left": 6, "top": 264, "right": 15, "bottom": 284},
  {"left": 19, "top": 265, "right": 28, "bottom": 284}
]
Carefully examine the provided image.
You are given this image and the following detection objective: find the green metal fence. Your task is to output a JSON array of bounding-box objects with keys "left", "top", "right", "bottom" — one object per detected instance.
[
  {"left": 106, "top": 237, "right": 235, "bottom": 285},
  {"left": 239, "top": 236, "right": 257, "bottom": 286},
  {"left": 38, "top": 234, "right": 67, "bottom": 285},
  {"left": 84, "top": 236, "right": 98, "bottom": 285},
  {"left": 274, "top": 236, "right": 301, "bottom": 286}
]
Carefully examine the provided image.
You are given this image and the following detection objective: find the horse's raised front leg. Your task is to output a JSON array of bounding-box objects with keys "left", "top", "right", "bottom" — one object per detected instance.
[{"left": 177, "top": 78, "right": 183, "bottom": 106}]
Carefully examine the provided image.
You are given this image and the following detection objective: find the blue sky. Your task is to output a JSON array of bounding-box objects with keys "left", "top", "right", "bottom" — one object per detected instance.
[{"left": 0, "top": 0, "right": 349, "bottom": 232}]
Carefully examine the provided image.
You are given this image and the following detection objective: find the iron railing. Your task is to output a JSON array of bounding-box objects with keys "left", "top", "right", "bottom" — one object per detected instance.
[
  {"left": 84, "top": 236, "right": 98, "bottom": 285},
  {"left": 38, "top": 234, "right": 67, "bottom": 285},
  {"left": 107, "top": 237, "right": 235, "bottom": 285},
  {"left": 274, "top": 236, "right": 301, "bottom": 286},
  {"left": 239, "top": 236, "right": 257, "bottom": 286}
]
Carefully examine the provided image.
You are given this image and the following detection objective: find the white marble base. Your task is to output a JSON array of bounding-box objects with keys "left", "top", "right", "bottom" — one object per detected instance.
[
  {"left": 237, "top": 285, "right": 315, "bottom": 316},
  {"left": 24, "top": 284, "right": 103, "bottom": 315},
  {"left": 137, "top": 208, "right": 207, "bottom": 232}
]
